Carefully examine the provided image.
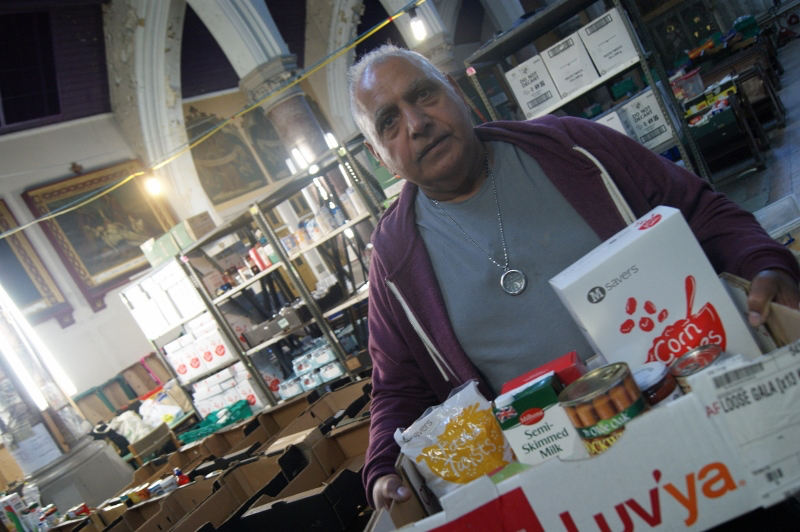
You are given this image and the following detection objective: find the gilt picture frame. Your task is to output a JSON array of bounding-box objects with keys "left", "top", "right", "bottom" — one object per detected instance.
[
  {"left": 0, "top": 200, "right": 74, "bottom": 327},
  {"left": 22, "top": 161, "right": 174, "bottom": 311}
]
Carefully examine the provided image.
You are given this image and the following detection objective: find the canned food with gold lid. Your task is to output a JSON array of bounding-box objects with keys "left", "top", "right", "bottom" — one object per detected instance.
[
  {"left": 668, "top": 344, "right": 723, "bottom": 393},
  {"left": 558, "top": 363, "right": 647, "bottom": 455}
]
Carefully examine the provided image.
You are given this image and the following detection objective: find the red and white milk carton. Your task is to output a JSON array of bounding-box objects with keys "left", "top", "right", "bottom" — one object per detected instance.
[
  {"left": 181, "top": 342, "right": 208, "bottom": 381},
  {"left": 549, "top": 206, "right": 763, "bottom": 370},
  {"left": 197, "top": 328, "right": 236, "bottom": 370},
  {"left": 235, "top": 375, "right": 270, "bottom": 411}
]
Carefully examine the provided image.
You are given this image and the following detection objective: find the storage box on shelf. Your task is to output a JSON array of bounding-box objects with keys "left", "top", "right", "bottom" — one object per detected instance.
[
  {"left": 464, "top": 0, "right": 710, "bottom": 181},
  {"left": 74, "top": 387, "right": 116, "bottom": 425},
  {"left": 541, "top": 31, "right": 600, "bottom": 98},
  {"left": 122, "top": 361, "right": 161, "bottom": 397}
]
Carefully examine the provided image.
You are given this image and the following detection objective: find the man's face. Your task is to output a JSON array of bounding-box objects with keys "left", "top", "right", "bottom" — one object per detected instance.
[{"left": 355, "top": 56, "right": 482, "bottom": 201}]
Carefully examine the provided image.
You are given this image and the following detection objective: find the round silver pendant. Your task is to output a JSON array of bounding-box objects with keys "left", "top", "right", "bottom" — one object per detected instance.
[{"left": 501, "top": 269, "right": 527, "bottom": 295}]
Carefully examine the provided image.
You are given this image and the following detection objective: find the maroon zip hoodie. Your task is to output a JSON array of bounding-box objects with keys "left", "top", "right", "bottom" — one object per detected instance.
[{"left": 362, "top": 115, "right": 798, "bottom": 506}]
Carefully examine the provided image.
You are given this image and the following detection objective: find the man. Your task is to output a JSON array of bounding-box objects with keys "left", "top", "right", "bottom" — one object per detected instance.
[{"left": 348, "top": 44, "right": 800, "bottom": 510}]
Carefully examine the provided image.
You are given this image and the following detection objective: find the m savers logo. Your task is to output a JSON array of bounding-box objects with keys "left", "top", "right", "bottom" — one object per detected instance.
[
  {"left": 587, "top": 265, "right": 639, "bottom": 304},
  {"left": 586, "top": 212, "right": 662, "bottom": 304},
  {"left": 498, "top": 460, "right": 742, "bottom": 531}
]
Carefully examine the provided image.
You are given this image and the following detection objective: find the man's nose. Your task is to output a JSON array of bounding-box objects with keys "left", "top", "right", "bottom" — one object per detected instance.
[{"left": 405, "top": 106, "right": 431, "bottom": 138}]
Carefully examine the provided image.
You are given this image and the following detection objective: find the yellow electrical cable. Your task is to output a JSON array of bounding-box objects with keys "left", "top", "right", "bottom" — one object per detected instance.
[{"left": 0, "top": 0, "right": 426, "bottom": 240}]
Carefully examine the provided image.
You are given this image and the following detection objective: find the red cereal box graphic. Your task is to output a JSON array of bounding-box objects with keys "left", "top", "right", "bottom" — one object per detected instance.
[
  {"left": 619, "top": 276, "right": 726, "bottom": 366},
  {"left": 636, "top": 212, "right": 661, "bottom": 230}
]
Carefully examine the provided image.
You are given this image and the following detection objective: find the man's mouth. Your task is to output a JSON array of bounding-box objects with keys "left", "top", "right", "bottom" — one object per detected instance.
[{"left": 418, "top": 135, "right": 448, "bottom": 161}]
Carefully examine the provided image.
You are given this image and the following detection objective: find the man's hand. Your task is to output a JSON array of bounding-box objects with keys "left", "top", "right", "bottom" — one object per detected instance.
[
  {"left": 372, "top": 473, "right": 412, "bottom": 510},
  {"left": 747, "top": 269, "right": 800, "bottom": 327}
]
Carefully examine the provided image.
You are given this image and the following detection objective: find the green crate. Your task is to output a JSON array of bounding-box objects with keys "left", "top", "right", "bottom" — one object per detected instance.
[{"left": 178, "top": 400, "right": 252, "bottom": 443}]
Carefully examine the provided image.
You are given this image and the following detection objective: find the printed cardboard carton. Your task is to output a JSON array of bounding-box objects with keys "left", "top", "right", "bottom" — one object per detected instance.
[
  {"left": 549, "top": 206, "right": 763, "bottom": 370},
  {"left": 504, "top": 54, "right": 561, "bottom": 119},
  {"left": 619, "top": 89, "right": 673, "bottom": 150},
  {"left": 494, "top": 374, "right": 587, "bottom": 466},
  {"left": 541, "top": 32, "right": 599, "bottom": 98},
  {"left": 372, "top": 393, "right": 758, "bottom": 531},
  {"left": 577, "top": 7, "right": 638, "bottom": 75}
]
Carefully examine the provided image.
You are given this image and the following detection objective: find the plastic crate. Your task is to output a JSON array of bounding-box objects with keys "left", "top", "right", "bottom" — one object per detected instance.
[
  {"left": 754, "top": 195, "right": 800, "bottom": 237},
  {"left": 178, "top": 400, "right": 252, "bottom": 443},
  {"left": 754, "top": 195, "right": 800, "bottom": 262},
  {"left": 100, "top": 376, "right": 137, "bottom": 411},
  {"left": 74, "top": 387, "right": 116, "bottom": 425}
]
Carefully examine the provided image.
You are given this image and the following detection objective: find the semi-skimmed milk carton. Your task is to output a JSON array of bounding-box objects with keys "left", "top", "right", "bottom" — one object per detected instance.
[
  {"left": 549, "top": 206, "right": 762, "bottom": 370},
  {"left": 493, "top": 373, "right": 586, "bottom": 466}
]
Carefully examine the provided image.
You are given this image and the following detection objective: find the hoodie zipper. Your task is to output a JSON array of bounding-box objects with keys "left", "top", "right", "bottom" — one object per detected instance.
[
  {"left": 572, "top": 146, "right": 636, "bottom": 225},
  {"left": 386, "top": 279, "right": 454, "bottom": 382}
]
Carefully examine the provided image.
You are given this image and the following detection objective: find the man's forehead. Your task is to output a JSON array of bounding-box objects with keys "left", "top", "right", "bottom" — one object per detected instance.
[{"left": 362, "top": 56, "right": 431, "bottom": 87}]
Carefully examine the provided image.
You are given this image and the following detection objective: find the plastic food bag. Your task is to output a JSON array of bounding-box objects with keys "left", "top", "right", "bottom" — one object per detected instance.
[
  {"left": 394, "top": 381, "right": 513, "bottom": 498},
  {"left": 109, "top": 410, "right": 153, "bottom": 444},
  {"left": 139, "top": 397, "right": 183, "bottom": 428}
]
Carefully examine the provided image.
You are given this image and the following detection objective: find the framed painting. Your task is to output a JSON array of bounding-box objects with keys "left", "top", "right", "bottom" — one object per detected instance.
[
  {"left": 23, "top": 161, "right": 175, "bottom": 311},
  {"left": 0, "top": 200, "right": 74, "bottom": 327}
]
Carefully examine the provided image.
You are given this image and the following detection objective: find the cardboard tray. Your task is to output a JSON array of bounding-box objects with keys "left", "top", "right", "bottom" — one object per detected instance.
[
  {"left": 241, "top": 419, "right": 371, "bottom": 531},
  {"left": 260, "top": 379, "right": 371, "bottom": 456},
  {"left": 171, "top": 444, "right": 325, "bottom": 532},
  {"left": 106, "top": 476, "right": 217, "bottom": 531}
]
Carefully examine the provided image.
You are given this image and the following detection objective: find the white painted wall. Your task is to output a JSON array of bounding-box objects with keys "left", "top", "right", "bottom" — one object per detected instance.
[{"left": 0, "top": 114, "right": 155, "bottom": 395}]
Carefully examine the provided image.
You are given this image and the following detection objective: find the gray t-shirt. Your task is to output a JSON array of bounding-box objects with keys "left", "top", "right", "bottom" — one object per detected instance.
[{"left": 415, "top": 141, "right": 601, "bottom": 395}]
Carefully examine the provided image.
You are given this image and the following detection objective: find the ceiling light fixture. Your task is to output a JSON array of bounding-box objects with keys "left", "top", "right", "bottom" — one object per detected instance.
[{"left": 409, "top": 7, "right": 428, "bottom": 41}]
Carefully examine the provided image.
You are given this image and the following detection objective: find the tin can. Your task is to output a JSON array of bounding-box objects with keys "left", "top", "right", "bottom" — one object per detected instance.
[
  {"left": 668, "top": 344, "right": 723, "bottom": 393},
  {"left": 558, "top": 363, "right": 647, "bottom": 455},
  {"left": 633, "top": 362, "right": 683, "bottom": 407}
]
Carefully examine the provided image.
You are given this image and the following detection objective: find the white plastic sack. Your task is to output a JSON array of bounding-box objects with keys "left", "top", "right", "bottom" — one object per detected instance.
[
  {"left": 139, "top": 397, "right": 183, "bottom": 429},
  {"left": 109, "top": 410, "right": 152, "bottom": 444}
]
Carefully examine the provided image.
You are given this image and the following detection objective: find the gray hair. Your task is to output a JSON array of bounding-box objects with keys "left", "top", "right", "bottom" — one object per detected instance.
[{"left": 348, "top": 44, "right": 449, "bottom": 147}]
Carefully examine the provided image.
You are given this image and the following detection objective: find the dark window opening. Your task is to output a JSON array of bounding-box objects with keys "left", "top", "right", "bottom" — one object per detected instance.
[
  {"left": 355, "top": 0, "right": 407, "bottom": 60},
  {"left": 0, "top": 12, "right": 60, "bottom": 126}
]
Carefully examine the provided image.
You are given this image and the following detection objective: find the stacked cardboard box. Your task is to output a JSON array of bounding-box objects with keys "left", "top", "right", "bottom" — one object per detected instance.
[{"left": 88, "top": 379, "right": 372, "bottom": 532}]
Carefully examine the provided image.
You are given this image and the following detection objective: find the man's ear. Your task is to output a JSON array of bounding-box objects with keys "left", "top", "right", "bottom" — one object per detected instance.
[
  {"left": 446, "top": 73, "right": 470, "bottom": 107},
  {"left": 365, "top": 140, "right": 391, "bottom": 173}
]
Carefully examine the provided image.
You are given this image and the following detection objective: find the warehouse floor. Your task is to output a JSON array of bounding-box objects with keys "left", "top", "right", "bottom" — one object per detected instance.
[{"left": 716, "top": 36, "right": 800, "bottom": 213}]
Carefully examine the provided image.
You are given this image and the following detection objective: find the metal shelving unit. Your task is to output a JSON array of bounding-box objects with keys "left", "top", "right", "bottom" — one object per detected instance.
[
  {"left": 175, "top": 136, "right": 381, "bottom": 406},
  {"left": 121, "top": 133, "right": 380, "bottom": 412}
]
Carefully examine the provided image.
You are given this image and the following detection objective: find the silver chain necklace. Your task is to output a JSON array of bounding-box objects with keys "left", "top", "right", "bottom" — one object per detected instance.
[{"left": 430, "top": 155, "right": 527, "bottom": 295}]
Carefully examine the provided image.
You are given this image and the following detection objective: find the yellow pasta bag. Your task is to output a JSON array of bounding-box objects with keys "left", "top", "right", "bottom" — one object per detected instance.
[{"left": 394, "top": 381, "right": 513, "bottom": 498}]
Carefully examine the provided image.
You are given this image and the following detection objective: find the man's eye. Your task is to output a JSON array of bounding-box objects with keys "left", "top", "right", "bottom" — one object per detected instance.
[
  {"left": 417, "top": 88, "right": 432, "bottom": 100},
  {"left": 381, "top": 115, "right": 396, "bottom": 132}
]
